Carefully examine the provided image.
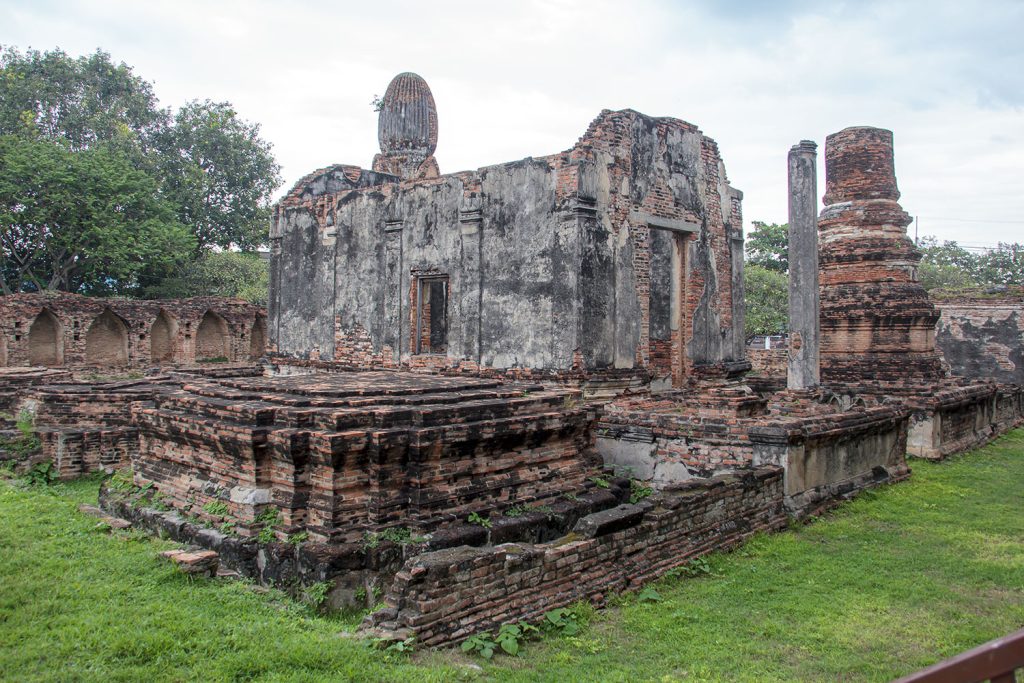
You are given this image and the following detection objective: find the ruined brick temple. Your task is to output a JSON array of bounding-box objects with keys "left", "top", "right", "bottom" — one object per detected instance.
[
  {"left": 3, "top": 73, "right": 1021, "bottom": 648},
  {"left": 269, "top": 72, "right": 746, "bottom": 387}
]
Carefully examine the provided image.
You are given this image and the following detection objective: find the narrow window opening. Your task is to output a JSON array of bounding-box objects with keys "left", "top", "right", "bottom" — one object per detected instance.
[{"left": 415, "top": 275, "right": 449, "bottom": 355}]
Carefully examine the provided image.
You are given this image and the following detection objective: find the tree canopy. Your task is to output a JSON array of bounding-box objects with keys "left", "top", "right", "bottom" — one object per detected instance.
[
  {"left": 744, "top": 264, "right": 788, "bottom": 338},
  {"left": 0, "top": 45, "right": 281, "bottom": 297},
  {"left": 917, "top": 237, "right": 1023, "bottom": 292},
  {"left": 0, "top": 47, "right": 164, "bottom": 152},
  {"left": 743, "top": 221, "right": 789, "bottom": 338},
  {"left": 156, "top": 100, "right": 280, "bottom": 252},
  {"left": 0, "top": 135, "right": 194, "bottom": 295},
  {"left": 739, "top": 223, "right": 1024, "bottom": 337},
  {"left": 144, "top": 251, "right": 268, "bottom": 305},
  {"left": 744, "top": 221, "right": 789, "bottom": 273}
]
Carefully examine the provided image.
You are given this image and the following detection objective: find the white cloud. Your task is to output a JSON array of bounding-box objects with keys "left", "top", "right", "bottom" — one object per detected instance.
[{"left": 2, "top": 0, "right": 1022, "bottom": 244}]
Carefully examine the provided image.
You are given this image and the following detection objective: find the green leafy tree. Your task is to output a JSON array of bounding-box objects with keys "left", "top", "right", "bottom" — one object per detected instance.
[
  {"left": 0, "top": 46, "right": 166, "bottom": 153},
  {"left": 916, "top": 237, "right": 1022, "bottom": 291},
  {"left": 0, "top": 135, "right": 194, "bottom": 295},
  {"left": 156, "top": 100, "right": 281, "bottom": 252},
  {"left": 144, "top": 251, "right": 268, "bottom": 304},
  {"left": 975, "top": 243, "right": 1023, "bottom": 286},
  {"left": 745, "top": 221, "right": 789, "bottom": 273},
  {"left": 744, "top": 264, "right": 788, "bottom": 338},
  {"left": 0, "top": 45, "right": 282, "bottom": 296}
]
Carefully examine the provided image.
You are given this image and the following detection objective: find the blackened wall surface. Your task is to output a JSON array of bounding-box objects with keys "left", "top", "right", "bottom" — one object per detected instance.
[{"left": 935, "top": 289, "right": 1024, "bottom": 385}]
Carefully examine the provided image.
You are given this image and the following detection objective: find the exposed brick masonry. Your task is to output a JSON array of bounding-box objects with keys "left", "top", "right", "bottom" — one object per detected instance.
[{"left": 0, "top": 292, "right": 267, "bottom": 369}]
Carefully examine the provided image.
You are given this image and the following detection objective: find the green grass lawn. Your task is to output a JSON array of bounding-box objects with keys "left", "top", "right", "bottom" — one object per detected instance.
[{"left": 2, "top": 431, "right": 1022, "bottom": 682}]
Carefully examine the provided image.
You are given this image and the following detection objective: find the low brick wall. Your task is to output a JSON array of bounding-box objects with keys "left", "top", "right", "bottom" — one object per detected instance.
[
  {"left": 747, "top": 348, "right": 787, "bottom": 377},
  {"left": 364, "top": 467, "right": 785, "bottom": 647},
  {"left": 40, "top": 427, "right": 138, "bottom": 478},
  {"left": 0, "top": 292, "right": 266, "bottom": 369}
]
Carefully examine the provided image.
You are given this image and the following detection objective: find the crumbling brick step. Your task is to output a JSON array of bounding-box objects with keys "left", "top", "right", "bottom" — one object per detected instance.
[
  {"left": 77, "top": 504, "right": 132, "bottom": 530},
  {"left": 159, "top": 549, "right": 220, "bottom": 576}
]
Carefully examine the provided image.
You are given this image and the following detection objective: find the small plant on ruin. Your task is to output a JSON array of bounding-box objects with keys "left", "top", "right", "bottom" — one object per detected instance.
[
  {"left": 370, "top": 95, "right": 384, "bottom": 112},
  {"left": 372, "top": 634, "right": 416, "bottom": 658},
  {"left": 667, "top": 556, "right": 713, "bottom": 579},
  {"left": 0, "top": 410, "right": 41, "bottom": 459},
  {"left": 531, "top": 504, "right": 555, "bottom": 520},
  {"left": 0, "top": 459, "right": 16, "bottom": 478},
  {"left": 562, "top": 492, "right": 580, "bottom": 503},
  {"left": 110, "top": 468, "right": 135, "bottom": 492},
  {"left": 287, "top": 531, "right": 309, "bottom": 545},
  {"left": 613, "top": 464, "right": 636, "bottom": 478},
  {"left": 25, "top": 461, "right": 56, "bottom": 487},
  {"left": 196, "top": 355, "right": 229, "bottom": 363},
  {"left": 503, "top": 504, "right": 527, "bottom": 518},
  {"left": 354, "top": 586, "right": 367, "bottom": 603},
  {"left": 254, "top": 507, "right": 281, "bottom": 543},
  {"left": 589, "top": 476, "right": 610, "bottom": 489},
  {"left": 379, "top": 526, "right": 412, "bottom": 544},
  {"left": 637, "top": 586, "right": 663, "bottom": 603},
  {"left": 467, "top": 512, "right": 492, "bottom": 529},
  {"left": 494, "top": 622, "right": 540, "bottom": 656},
  {"left": 255, "top": 507, "right": 281, "bottom": 526},
  {"left": 361, "top": 526, "right": 416, "bottom": 549},
  {"left": 541, "top": 606, "right": 584, "bottom": 636},
  {"left": 304, "top": 581, "right": 331, "bottom": 609},
  {"left": 629, "top": 480, "right": 653, "bottom": 504},
  {"left": 461, "top": 632, "right": 498, "bottom": 659},
  {"left": 202, "top": 501, "right": 229, "bottom": 517}
]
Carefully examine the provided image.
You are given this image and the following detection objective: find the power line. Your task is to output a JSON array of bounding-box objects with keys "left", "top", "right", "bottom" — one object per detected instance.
[{"left": 917, "top": 216, "right": 1024, "bottom": 225}]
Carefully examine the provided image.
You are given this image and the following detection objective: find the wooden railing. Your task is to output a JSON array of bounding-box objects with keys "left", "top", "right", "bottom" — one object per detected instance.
[{"left": 894, "top": 628, "right": 1024, "bottom": 683}]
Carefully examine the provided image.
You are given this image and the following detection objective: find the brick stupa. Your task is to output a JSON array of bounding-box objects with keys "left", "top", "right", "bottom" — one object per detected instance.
[{"left": 817, "top": 126, "right": 945, "bottom": 383}]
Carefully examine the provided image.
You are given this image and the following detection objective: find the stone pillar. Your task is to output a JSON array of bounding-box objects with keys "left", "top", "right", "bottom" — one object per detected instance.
[{"left": 787, "top": 140, "right": 820, "bottom": 390}]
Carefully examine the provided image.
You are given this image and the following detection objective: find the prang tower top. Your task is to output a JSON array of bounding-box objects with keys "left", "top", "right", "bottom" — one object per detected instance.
[{"left": 371, "top": 72, "right": 440, "bottom": 180}]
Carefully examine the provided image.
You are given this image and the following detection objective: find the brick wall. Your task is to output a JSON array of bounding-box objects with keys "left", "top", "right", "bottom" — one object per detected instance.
[
  {"left": 0, "top": 292, "right": 266, "bottom": 369},
  {"left": 747, "top": 348, "right": 787, "bottom": 376},
  {"left": 364, "top": 467, "right": 785, "bottom": 647}
]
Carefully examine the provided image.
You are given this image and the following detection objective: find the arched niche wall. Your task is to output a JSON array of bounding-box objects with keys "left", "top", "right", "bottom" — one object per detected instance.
[
  {"left": 250, "top": 314, "right": 267, "bottom": 360},
  {"left": 28, "top": 309, "right": 64, "bottom": 367},
  {"left": 85, "top": 308, "right": 130, "bottom": 366},
  {"left": 150, "top": 309, "right": 177, "bottom": 363},
  {"left": 196, "top": 310, "right": 230, "bottom": 361}
]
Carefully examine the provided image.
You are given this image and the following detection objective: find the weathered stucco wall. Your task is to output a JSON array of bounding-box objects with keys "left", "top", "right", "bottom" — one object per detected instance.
[
  {"left": 269, "top": 106, "right": 746, "bottom": 385},
  {"left": 934, "top": 290, "right": 1024, "bottom": 385}
]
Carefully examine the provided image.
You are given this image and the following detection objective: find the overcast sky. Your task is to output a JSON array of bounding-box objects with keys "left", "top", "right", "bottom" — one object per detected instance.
[{"left": 3, "top": 0, "right": 1022, "bottom": 246}]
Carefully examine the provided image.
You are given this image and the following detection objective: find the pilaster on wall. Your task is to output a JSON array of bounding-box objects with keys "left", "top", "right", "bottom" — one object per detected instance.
[
  {"left": 383, "top": 219, "right": 405, "bottom": 366},
  {"left": 458, "top": 198, "right": 483, "bottom": 364}
]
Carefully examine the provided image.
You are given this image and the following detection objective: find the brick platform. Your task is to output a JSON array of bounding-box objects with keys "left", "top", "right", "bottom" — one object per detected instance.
[
  {"left": 596, "top": 382, "right": 911, "bottom": 513},
  {"left": 131, "top": 371, "right": 599, "bottom": 542}
]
